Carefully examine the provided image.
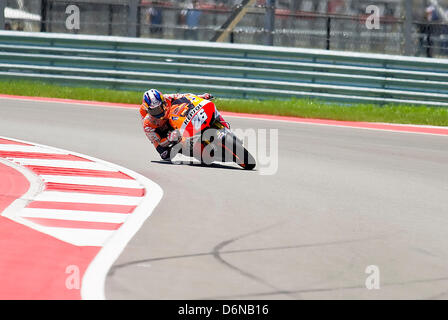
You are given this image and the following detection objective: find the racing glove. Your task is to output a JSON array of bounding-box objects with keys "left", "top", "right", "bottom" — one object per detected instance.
[
  {"left": 201, "top": 93, "right": 214, "bottom": 100},
  {"left": 167, "top": 129, "right": 181, "bottom": 143}
]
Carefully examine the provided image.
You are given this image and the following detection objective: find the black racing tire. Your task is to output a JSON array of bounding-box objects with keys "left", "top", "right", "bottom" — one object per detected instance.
[{"left": 220, "top": 132, "right": 256, "bottom": 170}]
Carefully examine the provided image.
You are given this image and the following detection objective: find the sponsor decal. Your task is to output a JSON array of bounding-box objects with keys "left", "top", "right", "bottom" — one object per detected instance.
[{"left": 183, "top": 105, "right": 202, "bottom": 126}]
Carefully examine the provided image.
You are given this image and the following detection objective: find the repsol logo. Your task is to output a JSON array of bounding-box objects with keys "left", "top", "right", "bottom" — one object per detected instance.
[{"left": 183, "top": 105, "right": 202, "bottom": 125}]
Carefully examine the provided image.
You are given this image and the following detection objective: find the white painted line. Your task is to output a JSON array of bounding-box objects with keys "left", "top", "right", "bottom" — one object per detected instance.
[
  {"left": 40, "top": 175, "right": 142, "bottom": 188},
  {"left": 34, "top": 191, "right": 143, "bottom": 205},
  {"left": 8, "top": 158, "right": 117, "bottom": 171},
  {"left": 223, "top": 114, "right": 448, "bottom": 137},
  {"left": 0, "top": 157, "right": 44, "bottom": 216},
  {"left": 0, "top": 144, "right": 67, "bottom": 154},
  {"left": 20, "top": 208, "right": 128, "bottom": 224},
  {"left": 35, "top": 227, "right": 115, "bottom": 247}
]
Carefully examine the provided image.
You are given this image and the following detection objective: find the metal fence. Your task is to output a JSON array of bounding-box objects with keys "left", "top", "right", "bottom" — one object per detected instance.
[
  {"left": 1, "top": 30, "right": 448, "bottom": 106},
  {"left": 3, "top": 0, "right": 448, "bottom": 58}
]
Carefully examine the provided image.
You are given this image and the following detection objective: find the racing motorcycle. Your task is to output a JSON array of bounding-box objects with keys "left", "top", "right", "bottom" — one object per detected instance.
[{"left": 166, "top": 95, "right": 256, "bottom": 170}]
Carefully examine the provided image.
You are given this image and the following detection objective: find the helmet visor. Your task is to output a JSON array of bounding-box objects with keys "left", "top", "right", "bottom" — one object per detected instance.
[{"left": 148, "top": 102, "right": 165, "bottom": 117}]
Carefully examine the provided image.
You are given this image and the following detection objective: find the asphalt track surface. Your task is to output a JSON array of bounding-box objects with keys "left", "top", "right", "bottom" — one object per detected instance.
[{"left": 1, "top": 97, "right": 448, "bottom": 300}]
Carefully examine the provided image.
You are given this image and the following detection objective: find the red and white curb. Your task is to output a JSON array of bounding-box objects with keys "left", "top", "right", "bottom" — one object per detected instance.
[{"left": 0, "top": 136, "right": 163, "bottom": 299}]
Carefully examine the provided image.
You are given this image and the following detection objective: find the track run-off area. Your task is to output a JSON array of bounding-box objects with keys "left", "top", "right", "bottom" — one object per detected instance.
[{"left": 0, "top": 95, "right": 448, "bottom": 299}]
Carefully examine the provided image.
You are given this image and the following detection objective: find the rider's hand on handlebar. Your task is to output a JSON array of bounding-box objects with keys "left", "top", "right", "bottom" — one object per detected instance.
[
  {"left": 167, "top": 129, "right": 181, "bottom": 143},
  {"left": 202, "top": 93, "right": 214, "bottom": 101}
]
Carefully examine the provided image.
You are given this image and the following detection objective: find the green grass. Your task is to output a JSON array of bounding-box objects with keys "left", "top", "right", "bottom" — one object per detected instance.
[
  {"left": 0, "top": 80, "right": 140, "bottom": 104},
  {"left": 217, "top": 98, "right": 448, "bottom": 126},
  {"left": 1, "top": 79, "right": 448, "bottom": 126}
]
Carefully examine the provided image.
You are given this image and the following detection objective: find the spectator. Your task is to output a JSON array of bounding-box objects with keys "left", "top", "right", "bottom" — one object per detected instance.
[
  {"left": 426, "top": 5, "right": 439, "bottom": 22},
  {"left": 182, "top": 0, "right": 202, "bottom": 41},
  {"left": 16, "top": 22, "right": 24, "bottom": 31},
  {"left": 5, "top": 22, "right": 11, "bottom": 30},
  {"left": 442, "top": 9, "right": 448, "bottom": 56},
  {"left": 418, "top": 5, "right": 438, "bottom": 57},
  {"left": 175, "top": 3, "right": 186, "bottom": 39},
  {"left": 146, "top": 2, "right": 163, "bottom": 37}
]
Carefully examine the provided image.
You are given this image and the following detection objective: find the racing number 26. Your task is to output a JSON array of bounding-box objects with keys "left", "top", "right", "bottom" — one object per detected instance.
[{"left": 192, "top": 109, "right": 208, "bottom": 130}]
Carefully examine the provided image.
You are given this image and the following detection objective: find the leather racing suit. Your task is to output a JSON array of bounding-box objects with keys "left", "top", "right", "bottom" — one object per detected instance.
[{"left": 139, "top": 93, "right": 213, "bottom": 159}]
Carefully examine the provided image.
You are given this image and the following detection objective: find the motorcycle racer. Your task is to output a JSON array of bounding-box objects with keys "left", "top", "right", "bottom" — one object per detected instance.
[{"left": 139, "top": 89, "right": 214, "bottom": 160}]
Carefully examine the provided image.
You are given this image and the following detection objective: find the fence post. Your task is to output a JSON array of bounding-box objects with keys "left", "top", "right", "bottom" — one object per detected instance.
[
  {"left": 264, "top": 0, "right": 275, "bottom": 46},
  {"left": 40, "top": 0, "right": 48, "bottom": 32},
  {"left": 0, "top": 0, "right": 5, "bottom": 30},
  {"left": 326, "top": 17, "right": 331, "bottom": 50},
  {"left": 403, "top": 0, "right": 413, "bottom": 55},
  {"left": 128, "top": 0, "right": 138, "bottom": 37}
]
